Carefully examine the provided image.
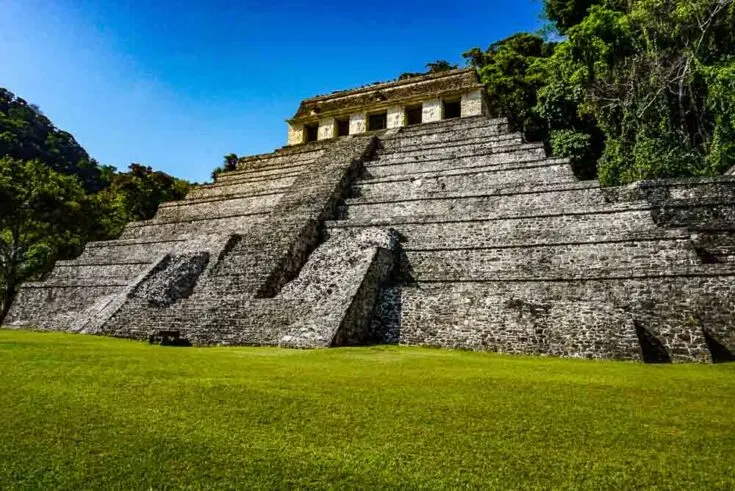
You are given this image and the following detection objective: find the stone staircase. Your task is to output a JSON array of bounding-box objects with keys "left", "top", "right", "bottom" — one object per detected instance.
[
  {"left": 42, "top": 135, "right": 396, "bottom": 349},
  {"left": 329, "top": 115, "right": 735, "bottom": 362}
]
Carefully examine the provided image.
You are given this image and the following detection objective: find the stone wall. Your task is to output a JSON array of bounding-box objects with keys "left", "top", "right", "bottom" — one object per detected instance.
[{"left": 339, "top": 115, "right": 735, "bottom": 363}]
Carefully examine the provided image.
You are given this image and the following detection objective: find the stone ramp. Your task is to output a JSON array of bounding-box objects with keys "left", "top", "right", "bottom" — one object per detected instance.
[
  {"left": 98, "top": 227, "right": 396, "bottom": 348},
  {"left": 276, "top": 228, "right": 396, "bottom": 347}
]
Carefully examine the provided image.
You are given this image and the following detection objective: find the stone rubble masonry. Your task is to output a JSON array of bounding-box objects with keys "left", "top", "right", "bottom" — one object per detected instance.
[
  {"left": 287, "top": 123, "right": 303, "bottom": 146},
  {"left": 5, "top": 104, "right": 735, "bottom": 363}
]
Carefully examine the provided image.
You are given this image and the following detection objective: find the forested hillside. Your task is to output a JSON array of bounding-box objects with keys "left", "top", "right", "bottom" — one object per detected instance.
[
  {"left": 464, "top": 0, "right": 734, "bottom": 184},
  {"left": 0, "top": 88, "right": 190, "bottom": 321}
]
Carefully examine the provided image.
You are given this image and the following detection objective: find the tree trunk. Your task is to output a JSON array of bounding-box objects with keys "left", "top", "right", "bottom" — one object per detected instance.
[{"left": 0, "top": 282, "right": 16, "bottom": 326}]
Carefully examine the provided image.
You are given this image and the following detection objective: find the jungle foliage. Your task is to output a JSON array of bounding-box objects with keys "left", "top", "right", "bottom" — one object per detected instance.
[
  {"left": 0, "top": 89, "right": 190, "bottom": 322},
  {"left": 464, "top": 0, "right": 735, "bottom": 184}
]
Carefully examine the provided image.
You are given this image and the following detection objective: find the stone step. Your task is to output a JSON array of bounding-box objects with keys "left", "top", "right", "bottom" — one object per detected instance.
[
  {"left": 188, "top": 176, "right": 296, "bottom": 200},
  {"left": 329, "top": 214, "right": 682, "bottom": 250},
  {"left": 174, "top": 189, "right": 286, "bottom": 207},
  {"left": 375, "top": 137, "right": 527, "bottom": 162},
  {"left": 330, "top": 201, "right": 659, "bottom": 227},
  {"left": 169, "top": 188, "right": 287, "bottom": 205},
  {"left": 378, "top": 129, "right": 520, "bottom": 153},
  {"left": 388, "top": 116, "right": 508, "bottom": 137},
  {"left": 119, "top": 213, "right": 267, "bottom": 240},
  {"left": 363, "top": 147, "right": 550, "bottom": 178},
  {"left": 155, "top": 192, "right": 283, "bottom": 221},
  {"left": 79, "top": 238, "right": 185, "bottom": 262},
  {"left": 353, "top": 161, "right": 579, "bottom": 200},
  {"left": 47, "top": 262, "right": 150, "bottom": 281},
  {"left": 216, "top": 161, "right": 312, "bottom": 183},
  {"left": 371, "top": 142, "right": 546, "bottom": 166},
  {"left": 85, "top": 237, "right": 187, "bottom": 249},
  {"left": 402, "top": 262, "right": 735, "bottom": 282},
  {"left": 234, "top": 144, "right": 325, "bottom": 175},
  {"left": 20, "top": 278, "right": 131, "bottom": 288},
  {"left": 402, "top": 238, "right": 700, "bottom": 282},
  {"left": 341, "top": 186, "right": 620, "bottom": 222},
  {"left": 380, "top": 122, "right": 512, "bottom": 147}
]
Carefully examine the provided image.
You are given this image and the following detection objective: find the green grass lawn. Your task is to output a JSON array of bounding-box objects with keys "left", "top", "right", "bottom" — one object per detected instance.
[{"left": 0, "top": 330, "right": 734, "bottom": 489}]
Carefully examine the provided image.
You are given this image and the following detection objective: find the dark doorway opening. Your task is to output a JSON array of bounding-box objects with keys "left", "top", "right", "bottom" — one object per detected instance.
[
  {"left": 304, "top": 124, "right": 319, "bottom": 143},
  {"left": 634, "top": 321, "right": 672, "bottom": 363},
  {"left": 703, "top": 329, "right": 735, "bottom": 363},
  {"left": 336, "top": 118, "right": 350, "bottom": 137},
  {"left": 368, "top": 112, "right": 387, "bottom": 131},
  {"left": 406, "top": 105, "right": 422, "bottom": 126},
  {"left": 443, "top": 100, "right": 461, "bottom": 119}
]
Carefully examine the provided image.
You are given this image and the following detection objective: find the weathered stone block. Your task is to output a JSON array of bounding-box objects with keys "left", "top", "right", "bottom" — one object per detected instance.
[
  {"left": 422, "top": 99, "right": 442, "bottom": 123},
  {"left": 387, "top": 106, "right": 405, "bottom": 129},
  {"left": 349, "top": 113, "right": 366, "bottom": 134},
  {"left": 318, "top": 117, "right": 335, "bottom": 140},
  {"left": 461, "top": 89, "right": 486, "bottom": 117}
]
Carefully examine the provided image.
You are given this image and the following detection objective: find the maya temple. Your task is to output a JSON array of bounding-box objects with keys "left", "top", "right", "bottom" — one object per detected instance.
[{"left": 6, "top": 68, "right": 735, "bottom": 363}]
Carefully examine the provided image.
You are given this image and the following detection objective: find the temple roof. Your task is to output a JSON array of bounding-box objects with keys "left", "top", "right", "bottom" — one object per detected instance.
[{"left": 289, "top": 68, "right": 483, "bottom": 123}]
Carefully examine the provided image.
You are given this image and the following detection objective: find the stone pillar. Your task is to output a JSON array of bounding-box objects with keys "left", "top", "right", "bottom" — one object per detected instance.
[
  {"left": 287, "top": 123, "right": 304, "bottom": 146},
  {"left": 349, "top": 112, "right": 366, "bottom": 134},
  {"left": 387, "top": 106, "right": 406, "bottom": 129},
  {"left": 318, "top": 117, "right": 335, "bottom": 140},
  {"left": 461, "top": 90, "right": 486, "bottom": 117},
  {"left": 422, "top": 99, "right": 442, "bottom": 123}
]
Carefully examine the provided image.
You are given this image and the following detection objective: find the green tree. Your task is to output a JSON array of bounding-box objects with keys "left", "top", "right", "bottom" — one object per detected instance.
[
  {"left": 464, "top": 34, "right": 557, "bottom": 141},
  {"left": 211, "top": 153, "right": 240, "bottom": 180},
  {"left": 552, "top": 0, "right": 735, "bottom": 185},
  {"left": 0, "top": 88, "right": 191, "bottom": 319},
  {"left": 398, "top": 60, "right": 459, "bottom": 80},
  {"left": 95, "top": 163, "right": 191, "bottom": 238},
  {"left": 0, "top": 157, "right": 87, "bottom": 322},
  {"left": 425, "top": 60, "right": 458, "bottom": 73},
  {"left": 0, "top": 88, "right": 104, "bottom": 192}
]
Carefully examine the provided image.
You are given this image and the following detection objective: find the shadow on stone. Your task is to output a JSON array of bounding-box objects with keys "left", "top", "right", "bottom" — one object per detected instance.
[
  {"left": 702, "top": 329, "right": 735, "bottom": 363},
  {"left": 634, "top": 321, "right": 672, "bottom": 364},
  {"left": 694, "top": 247, "right": 720, "bottom": 264},
  {"left": 149, "top": 330, "right": 192, "bottom": 347}
]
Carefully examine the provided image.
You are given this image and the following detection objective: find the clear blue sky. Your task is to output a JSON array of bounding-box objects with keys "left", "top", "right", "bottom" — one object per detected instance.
[{"left": 1, "top": 0, "right": 544, "bottom": 182}]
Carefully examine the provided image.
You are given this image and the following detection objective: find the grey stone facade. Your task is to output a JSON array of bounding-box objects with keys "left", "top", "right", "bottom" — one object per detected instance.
[{"left": 5, "top": 75, "right": 735, "bottom": 363}]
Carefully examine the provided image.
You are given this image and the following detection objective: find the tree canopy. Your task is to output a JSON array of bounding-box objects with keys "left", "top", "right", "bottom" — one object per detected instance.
[
  {"left": 0, "top": 88, "right": 105, "bottom": 192},
  {"left": 0, "top": 87, "right": 190, "bottom": 323},
  {"left": 464, "top": 0, "right": 735, "bottom": 185},
  {"left": 0, "top": 157, "right": 88, "bottom": 319}
]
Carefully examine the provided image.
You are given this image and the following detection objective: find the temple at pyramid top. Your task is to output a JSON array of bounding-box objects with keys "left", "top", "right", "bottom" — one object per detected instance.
[{"left": 286, "top": 68, "right": 488, "bottom": 145}]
